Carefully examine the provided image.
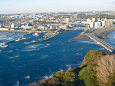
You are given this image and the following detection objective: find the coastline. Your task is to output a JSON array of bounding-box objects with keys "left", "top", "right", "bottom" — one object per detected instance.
[
  {"left": 73, "top": 26, "right": 115, "bottom": 39},
  {"left": 0, "top": 30, "right": 32, "bottom": 33}
]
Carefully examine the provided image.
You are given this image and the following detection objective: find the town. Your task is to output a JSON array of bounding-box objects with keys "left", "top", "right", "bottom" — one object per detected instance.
[{"left": 0, "top": 11, "right": 115, "bottom": 33}]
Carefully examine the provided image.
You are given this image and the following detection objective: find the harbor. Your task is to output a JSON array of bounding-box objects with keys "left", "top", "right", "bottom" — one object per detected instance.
[
  {"left": 24, "top": 31, "right": 62, "bottom": 45},
  {"left": 0, "top": 30, "right": 62, "bottom": 48},
  {"left": 0, "top": 32, "right": 33, "bottom": 48}
]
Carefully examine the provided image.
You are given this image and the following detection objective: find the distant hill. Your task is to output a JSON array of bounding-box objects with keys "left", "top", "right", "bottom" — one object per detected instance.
[{"left": 77, "top": 14, "right": 115, "bottom": 19}]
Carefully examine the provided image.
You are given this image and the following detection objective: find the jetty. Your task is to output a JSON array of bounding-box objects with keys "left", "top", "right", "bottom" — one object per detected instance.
[
  {"left": 6, "top": 32, "right": 33, "bottom": 44},
  {"left": 24, "top": 32, "right": 61, "bottom": 45},
  {"left": 87, "top": 33, "right": 115, "bottom": 53}
]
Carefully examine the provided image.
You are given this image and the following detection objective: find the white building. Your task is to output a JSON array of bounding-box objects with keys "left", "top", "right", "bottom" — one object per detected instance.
[
  {"left": 10, "top": 23, "right": 16, "bottom": 28},
  {"left": 37, "top": 26, "right": 45, "bottom": 30},
  {"left": 94, "top": 22, "right": 102, "bottom": 28},
  {"left": 90, "top": 22, "right": 94, "bottom": 28},
  {"left": 64, "top": 18, "right": 69, "bottom": 23},
  {"left": 88, "top": 18, "right": 108, "bottom": 29},
  {"left": 49, "top": 25, "right": 59, "bottom": 29}
]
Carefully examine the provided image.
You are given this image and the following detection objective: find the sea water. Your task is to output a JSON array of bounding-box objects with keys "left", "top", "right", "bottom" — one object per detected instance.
[{"left": 0, "top": 30, "right": 114, "bottom": 86}]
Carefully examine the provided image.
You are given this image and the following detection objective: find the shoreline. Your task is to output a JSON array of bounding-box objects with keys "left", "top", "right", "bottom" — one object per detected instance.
[
  {"left": 73, "top": 26, "right": 115, "bottom": 39},
  {"left": 0, "top": 30, "right": 32, "bottom": 33}
]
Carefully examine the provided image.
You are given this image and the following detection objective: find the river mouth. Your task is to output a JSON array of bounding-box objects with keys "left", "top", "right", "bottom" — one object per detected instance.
[{"left": 0, "top": 30, "right": 105, "bottom": 86}]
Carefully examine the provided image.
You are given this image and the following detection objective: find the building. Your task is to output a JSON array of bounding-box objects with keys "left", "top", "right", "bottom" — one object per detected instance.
[
  {"left": 49, "top": 25, "right": 59, "bottom": 29},
  {"left": 87, "top": 18, "right": 113, "bottom": 29},
  {"left": 10, "top": 23, "right": 16, "bottom": 28}
]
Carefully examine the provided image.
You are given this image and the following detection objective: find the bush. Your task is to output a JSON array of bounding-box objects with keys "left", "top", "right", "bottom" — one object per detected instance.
[
  {"left": 81, "top": 50, "right": 103, "bottom": 67},
  {"left": 105, "top": 72, "right": 115, "bottom": 86},
  {"left": 79, "top": 65, "right": 99, "bottom": 86},
  {"left": 85, "top": 50, "right": 103, "bottom": 62},
  {"left": 53, "top": 68, "right": 82, "bottom": 86}
]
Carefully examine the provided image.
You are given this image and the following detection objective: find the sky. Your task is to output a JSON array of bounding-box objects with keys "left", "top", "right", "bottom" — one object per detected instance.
[{"left": 0, "top": 0, "right": 115, "bottom": 14}]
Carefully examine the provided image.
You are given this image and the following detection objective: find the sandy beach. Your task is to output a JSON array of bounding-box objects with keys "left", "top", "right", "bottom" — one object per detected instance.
[{"left": 74, "top": 26, "right": 115, "bottom": 39}]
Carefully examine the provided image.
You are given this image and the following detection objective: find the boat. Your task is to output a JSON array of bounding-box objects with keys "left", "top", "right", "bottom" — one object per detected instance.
[
  {"left": 15, "top": 38, "right": 22, "bottom": 42},
  {"left": 33, "top": 33, "right": 39, "bottom": 36},
  {"left": 24, "top": 40, "right": 38, "bottom": 44},
  {"left": 22, "top": 37, "right": 27, "bottom": 40},
  {"left": 0, "top": 43, "right": 8, "bottom": 48}
]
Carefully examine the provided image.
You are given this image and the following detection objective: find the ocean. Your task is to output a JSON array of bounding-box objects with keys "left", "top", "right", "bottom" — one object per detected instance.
[{"left": 0, "top": 30, "right": 114, "bottom": 86}]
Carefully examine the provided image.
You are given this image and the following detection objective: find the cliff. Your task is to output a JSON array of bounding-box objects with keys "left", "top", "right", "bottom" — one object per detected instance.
[{"left": 29, "top": 50, "right": 115, "bottom": 86}]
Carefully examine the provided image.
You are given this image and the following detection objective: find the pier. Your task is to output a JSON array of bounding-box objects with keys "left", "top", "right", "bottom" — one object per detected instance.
[
  {"left": 24, "top": 32, "right": 61, "bottom": 45},
  {"left": 87, "top": 33, "right": 115, "bottom": 53},
  {"left": 6, "top": 32, "right": 33, "bottom": 44}
]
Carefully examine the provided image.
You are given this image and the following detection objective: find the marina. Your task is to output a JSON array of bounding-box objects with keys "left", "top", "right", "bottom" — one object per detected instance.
[
  {"left": 24, "top": 31, "right": 61, "bottom": 45},
  {"left": 0, "top": 31, "right": 61, "bottom": 48},
  {"left": 1, "top": 32, "right": 33, "bottom": 47}
]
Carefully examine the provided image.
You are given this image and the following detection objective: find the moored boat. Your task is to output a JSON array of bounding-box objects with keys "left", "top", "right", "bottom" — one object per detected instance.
[
  {"left": 15, "top": 38, "right": 21, "bottom": 42},
  {"left": 0, "top": 43, "right": 8, "bottom": 48}
]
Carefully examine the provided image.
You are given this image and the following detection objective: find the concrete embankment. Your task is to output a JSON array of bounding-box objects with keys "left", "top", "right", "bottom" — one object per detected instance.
[{"left": 73, "top": 26, "right": 115, "bottom": 39}]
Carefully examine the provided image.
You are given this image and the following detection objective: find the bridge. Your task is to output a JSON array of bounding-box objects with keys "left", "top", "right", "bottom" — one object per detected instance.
[{"left": 87, "top": 33, "right": 115, "bottom": 53}]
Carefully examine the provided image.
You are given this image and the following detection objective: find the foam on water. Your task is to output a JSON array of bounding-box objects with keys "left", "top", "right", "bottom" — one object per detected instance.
[
  {"left": 0, "top": 30, "right": 108, "bottom": 86},
  {"left": 13, "top": 80, "right": 19, "bottom": 86},
  {"left": 66, "top": 64, "right": 81, "bottom": 68},
  {"left": 15, "top": 55, "right": 20, "bottom": 58},
  {"left": 76, "top": 52, "right": 81, "bottom": 55},
  {"left": 7, "top": 50, "right": 13, "bottom": 52},
  {"left": 46, "top": 44, "right": 50, "bottom": 46},
  {"left": 42, "top": 55, "right": 49, "bottom": 59},
  {"left": 9, "top": 57, "right": 14, "bottom": 59},
  {"left": 79, "top": 40, "right": 96, "bottom": 44},
  {"left": 24, "top": 76, "right": 30, "bottom": 79},
  {"left": 0, "top": 32, "right": 25, "bottom": 42},
  {"left": 22, "top": 44, "right": 42, "bottom": 51}
]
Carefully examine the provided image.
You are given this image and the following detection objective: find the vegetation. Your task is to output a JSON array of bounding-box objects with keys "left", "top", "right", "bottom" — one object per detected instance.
[
  {"left": 53, "top": 68, "right": 82, "bottom": 86},
  {"left": 29, "top": 50, "right": 115, "bottom": 86},
  {"left": 105, "top": 72, "right": 115, "bottom": 86},
  {"left": 81, "top": 50, "right": 103, "bottom": 67},
  {"left": 79, "top": 65, "right": 99, "bottom": 86}
]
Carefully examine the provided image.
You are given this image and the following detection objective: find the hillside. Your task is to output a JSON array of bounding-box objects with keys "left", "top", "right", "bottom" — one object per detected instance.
[{"left": 29, "top": 50, "right": 115, "bottom": 86}]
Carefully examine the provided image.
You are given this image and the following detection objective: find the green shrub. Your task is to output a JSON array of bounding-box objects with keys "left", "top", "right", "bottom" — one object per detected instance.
[
  {"left": 53, "top": 71, "right": 65, "bottom": 80},
  {"left": 85, "top": 50, "right": 103, "bottom": 61},
  {"left": 105, "top": 72, "right": 115, "bottom": 86},
  {"left": 81, "top": 50, "right": 103, "bottom": 67},
  {"left": 53, "top": 68, "right": 82, "bottom": 86},
  {"left": 79, "top": 65, "right": 99, "bottom": 86}
]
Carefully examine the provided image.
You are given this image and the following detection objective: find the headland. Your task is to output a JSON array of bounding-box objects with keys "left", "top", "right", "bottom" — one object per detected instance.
[{"left": 29, "top": 50, "right": 115, "bottom": 86}]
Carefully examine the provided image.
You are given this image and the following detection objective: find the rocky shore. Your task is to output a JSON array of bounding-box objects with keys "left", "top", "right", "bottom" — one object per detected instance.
[
  {"left": 74, "top": 26, "right": 115, "bottom": 39},
  {"left": 29, "top": 50, "right": 115, "bottom": 86}
]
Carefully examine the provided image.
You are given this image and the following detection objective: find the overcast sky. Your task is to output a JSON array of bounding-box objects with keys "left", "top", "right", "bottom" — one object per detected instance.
[{"left": 0, "top": 0, "right": 115, "bottom": 14}]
